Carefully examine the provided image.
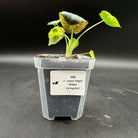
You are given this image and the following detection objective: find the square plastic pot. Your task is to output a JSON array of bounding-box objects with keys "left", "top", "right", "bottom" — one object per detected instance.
[{"left": 34, "top": 54, "right": 95, "bottom": 120}]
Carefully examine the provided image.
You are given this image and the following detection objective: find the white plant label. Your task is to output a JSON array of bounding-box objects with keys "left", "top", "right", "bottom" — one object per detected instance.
[{"left": 50, "top": 70, "right": 86, "bottom": 95}]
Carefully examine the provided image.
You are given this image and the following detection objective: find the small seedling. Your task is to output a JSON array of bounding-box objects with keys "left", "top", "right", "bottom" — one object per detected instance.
[{"left": 47, "top": 10, "right": 121, "bottom": 58}]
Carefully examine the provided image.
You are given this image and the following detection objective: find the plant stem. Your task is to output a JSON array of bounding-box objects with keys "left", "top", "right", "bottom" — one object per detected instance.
[
  {"left": 69, "top": 52, "right": 90, "bottom": 57},
  {"left": 77, "top": 20, "right": 104, "bottom": 40},
  {"left": 64, "top": 34, "right": 70, "bottom": 40},
  {"left": 71, "top": 27, "right": 74, "bottom": 40},
  {"left": 65, "top": 37, "right": 68, "bottom": 46},
  {"left": 65, "top": 27, "right": 74, "bottom": 58}
]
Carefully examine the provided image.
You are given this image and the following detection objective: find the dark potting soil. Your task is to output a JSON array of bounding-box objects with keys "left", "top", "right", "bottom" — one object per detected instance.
[{"left": 37, "top": 54, "right": 78, "bottom": 59}]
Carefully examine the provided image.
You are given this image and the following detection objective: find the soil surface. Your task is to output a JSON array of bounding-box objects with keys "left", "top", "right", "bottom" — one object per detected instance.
[{"left": 37, "top": 54, "right": 78, "bottom": 59}]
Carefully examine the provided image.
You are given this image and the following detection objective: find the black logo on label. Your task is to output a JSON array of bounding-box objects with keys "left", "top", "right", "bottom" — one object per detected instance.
[{"left": 53, "top": 81, "right": 58, "bottom": 85}]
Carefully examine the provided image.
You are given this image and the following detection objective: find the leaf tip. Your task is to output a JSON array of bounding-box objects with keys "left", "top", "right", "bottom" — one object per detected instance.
[
  {"left": 119, "top": 24, "right": 121, "bottom": 28},
  {"left": 89, "top": 50, "right": 95, "bottom": 59}
]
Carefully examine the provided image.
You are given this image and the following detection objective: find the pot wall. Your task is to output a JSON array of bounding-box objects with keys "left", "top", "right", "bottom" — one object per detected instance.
[{"left": 34, "top": 54, "right": 95, "bottom": 120}]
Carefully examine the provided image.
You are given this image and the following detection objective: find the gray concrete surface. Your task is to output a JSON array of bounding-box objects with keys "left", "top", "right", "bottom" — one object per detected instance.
[{"left": 0, "top": 57, "right": 138, "bottom": 138}]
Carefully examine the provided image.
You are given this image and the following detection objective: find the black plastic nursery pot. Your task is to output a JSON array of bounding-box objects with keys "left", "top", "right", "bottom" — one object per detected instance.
[{"left": 34, "top": 54, "right": 95, "bottom": 120}]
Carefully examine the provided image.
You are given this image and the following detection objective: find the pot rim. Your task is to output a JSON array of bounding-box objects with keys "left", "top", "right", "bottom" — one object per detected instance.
[{"left": 34, "top": 54, "right": 96, "bottom": 69}]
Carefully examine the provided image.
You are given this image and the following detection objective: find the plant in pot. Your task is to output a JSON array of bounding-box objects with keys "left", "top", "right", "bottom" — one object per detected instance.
[{"left": 34, "top": 10, "right": 121, "bottom": 120}]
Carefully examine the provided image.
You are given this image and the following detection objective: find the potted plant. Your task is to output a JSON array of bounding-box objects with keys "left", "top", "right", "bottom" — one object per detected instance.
[{"left": 34, "top": 10, "right": 121, "bottom": 120}]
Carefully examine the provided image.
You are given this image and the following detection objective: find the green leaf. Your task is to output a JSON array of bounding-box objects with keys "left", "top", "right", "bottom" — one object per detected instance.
[
  {"left": 65, "top": 38, "right": 79, "bottom": 58},
  {"left": 89, "top": 50, "right": 95, "bottom": 59},
  {"left": 48, "top": 26, "right": 65, "bottom": 46},
  {"left": 59, "top": 11, "right": 88, "bottom": 34},
  {"left": 47, "top": 19, "right": 62, "bottom": 26},
  {"left": 68, "top": 38, "right": 79, "bottom": 49},
  {"left": 99, "top": 10, "right": 121, "bottom": 28}
]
